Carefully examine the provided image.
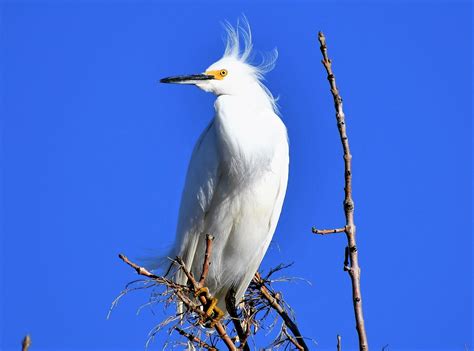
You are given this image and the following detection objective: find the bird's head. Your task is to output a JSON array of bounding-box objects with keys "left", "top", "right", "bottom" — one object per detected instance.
[{"left": 160, "top": 19, "right": 278, "bottom": 103}]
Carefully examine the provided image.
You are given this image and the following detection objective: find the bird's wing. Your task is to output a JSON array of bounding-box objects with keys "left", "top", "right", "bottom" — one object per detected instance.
[
  {"left": 172, "top": 119, "right": 220, "bottom": 284},
  {"left": 233, "top": 125, "right": 289, "bottom": 302}
]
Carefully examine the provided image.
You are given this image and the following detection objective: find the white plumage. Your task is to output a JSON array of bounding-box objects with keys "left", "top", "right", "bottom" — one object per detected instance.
[{"left": 160, "top": 20, "right": 289, "bottom": 313}]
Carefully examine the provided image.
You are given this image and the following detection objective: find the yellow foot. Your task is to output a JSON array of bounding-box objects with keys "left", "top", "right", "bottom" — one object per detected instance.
[
  {"left": 208, "top": 304, "right": 225, "bottom": 328},
  {"left": 194, "top": 287, "right": 210, "bottom": 298},
  {"left": 204, "top": 295, "right": 218, "bottom": 317},
  {"left": 194, "top": 287, "right": 225, "bottom": 327}
]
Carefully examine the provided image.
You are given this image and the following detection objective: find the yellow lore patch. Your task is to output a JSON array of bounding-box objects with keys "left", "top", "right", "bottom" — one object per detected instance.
[{"left": 205, "top": 69, "right": 228, "bottom": 80}]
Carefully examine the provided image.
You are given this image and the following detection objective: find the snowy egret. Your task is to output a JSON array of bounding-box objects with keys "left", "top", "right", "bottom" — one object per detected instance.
[{"left": 160, "top": 20, "right": 289, "bottom": 323}]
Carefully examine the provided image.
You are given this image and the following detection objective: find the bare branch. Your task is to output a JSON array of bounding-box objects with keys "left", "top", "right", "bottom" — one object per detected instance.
[
  {"left": 198, "top": 234, "right": 214, "bottom": 288},
  {"left": 119, "top": 254, "right": 159, "bottom": 279},
  {"left": 225, "top": 288, "right": 250, "bottom": 351},
  {"left": 252, "top": 273, "right": 309, "bottom": 350},
  {"left": 119, "top": 239, "right": 237, "bottom": 351},
  {"left": 337, "top": 334, "right": 342, "bottom": 351},
  {"left": 175, "top": 255, "right": 236, "bottom": 351},
  {"left": 175, "top": 327, "right": 217, "bottom": 351},
  {"left": 175, "top": 257, "right": 198, "bottom": 287},
  {"left": 314, "top": 31, "right": 369, "bottom": 351},
  {"left": 312, "top": 227, "right": 346, "bottom": 235},
  {"left": 282, "top": 325, "right": 304, "bottom": 351},
  {"left": 22, "top": 335, "right": 31, "bottom": 351}
]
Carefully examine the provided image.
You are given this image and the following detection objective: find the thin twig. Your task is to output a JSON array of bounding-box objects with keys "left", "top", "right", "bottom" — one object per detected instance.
[
  {"left": 176, "top": 257, "right": 198, "bottom": 287},
  {"left": 282, "top": 325, "right": 304, "bottom": 351},
  {"left": 119, "top": 254, "right": 159, "bottom": 279},
  {"left": 119, "top": 249, "right": 236, "bottom": 351},
  {"left": 314, "top": 31, "right": 369, "bottom": 351},
  {"left": 238, "top": 301, "right": 254, "bottom": 349},
  {"left": 22, "top": 335, "right": 31, "bottom": 351},
  {"left": 225, "top": 288, "right": 250, "bottom": 351},
  {"left": 337, "top": 334, "right": 342, "bottom": 351},
  {"left": 253, "top": 273, "right": 309, "bottom": 351},
  {"left": 312, "top": 227, "right": 346, "bottom": 235},
  {"left": 118, "top": 254, "right": 187, "bottom": 292},
  {"left": 175, "top": 327, "right": 217, "bottom": 351},
  {"left": 240, "top": 321, "right": 252, "bottom": 349}
]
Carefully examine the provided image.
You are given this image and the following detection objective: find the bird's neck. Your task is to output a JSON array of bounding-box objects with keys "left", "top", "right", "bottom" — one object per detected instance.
[
  {"left": 213, "top": 82, "right": 284, "bottom": 175},
  {"left": 215, "top": 81, "right": 275, "bottom": 113}
]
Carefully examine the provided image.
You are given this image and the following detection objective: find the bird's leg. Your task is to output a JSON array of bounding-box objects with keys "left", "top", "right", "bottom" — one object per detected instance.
[
  {"left": 194, "top": 287, "right": 225, "bottom": 327},
  {"left": 226, "top": 288, "right": 250, "bottom": 351}
]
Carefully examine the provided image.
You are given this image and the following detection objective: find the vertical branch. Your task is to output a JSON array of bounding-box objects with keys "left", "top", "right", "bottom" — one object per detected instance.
[
  {"left": 176, "top": 255, "right": 236, "bottom": 351},
  {"left": 225, "top": 288, "right": 250, "bottom": 351},
  {"left": 198, "top": 234, "right": 214, "bottom": 288},
  {"left": 337, "top": 334, "right": 342, "bottom": 351},
  {"left": 21, "top": 335, "right": 31, "bottom": 351},
  {"left": 313, "top": 31, "right": 369, "bottom": 351}
]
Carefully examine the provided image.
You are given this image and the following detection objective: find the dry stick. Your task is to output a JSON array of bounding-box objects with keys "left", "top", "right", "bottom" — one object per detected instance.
[
  {"left": 119, "top": 254, "right": 196, "bottom": 312},
  {"left": 312, "top": 227, "right": 346, "bottom": 235},
  {"left": 198, "top": 234, "right": 214, "bottom": 288},
  {"left": 175, "top": 257, "right": 236, "bottom": 351},
  {"left": 21, "top": 335, "right": 31, "bottom": 351},
  {"left": 190, "top": 235, "right": 236, "bottom": 349},
  {"left": 175, "top": 327, "right": 217, "bottom": 351},
  {"left": 119, "top": 254, "right": 159, "bottom": 279},
  {"left": 235, "top": 302, "right": 253, "bottom": 350},
  {"left": 312, "top": 31, "right": 369, "bottom": 351},
  {"left": 196, "top": 235, "right": 247, "bottom": 351},
  {"left": 225, "top": 289, "right": 250, "bottom": 351},
  {"left": 253, "top": 273, "right": 309, "bottom": 351},
  {"left": 282, "top": 325, "right": 305, "bottom": 351},
  {"left": 176, "top": 237, "right": 236, "bottom": 351},
  {"left": 118, "top": 254, "right": 188, "bottom": 292},
  {"left": 213, "top": 323, "right": 236, "bottom": 351},
  {"left": 337, "top": 334, "right": 342, "bottom": 351},
  {"left": 239, "top": 319, "right": 252, "bottom": 348},
  {"left": 119, "top": 248, "right": 237, "bottom": 351}
]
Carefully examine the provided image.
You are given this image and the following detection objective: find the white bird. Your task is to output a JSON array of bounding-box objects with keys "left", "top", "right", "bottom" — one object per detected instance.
[{"left": 160, "top": 20, "right": 289, "bottom": 320}]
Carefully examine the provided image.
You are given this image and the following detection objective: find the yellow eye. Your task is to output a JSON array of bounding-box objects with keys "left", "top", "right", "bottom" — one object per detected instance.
[{"left": 219, "top": 69, "right": 228, "bottom": 77}]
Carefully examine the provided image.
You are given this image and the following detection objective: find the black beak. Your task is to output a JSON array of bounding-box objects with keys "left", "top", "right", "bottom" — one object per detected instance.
[{"left": 160, "top": 74, "right": 215, "bottom": 84}]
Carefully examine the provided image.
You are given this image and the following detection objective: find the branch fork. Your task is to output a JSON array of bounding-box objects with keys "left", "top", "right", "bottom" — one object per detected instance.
[
  {"left": 119, "top": 234, "right": 236, "bottom": 351},
  {"left": 118, "top": 233, "right": 309, "bottom": 351}
]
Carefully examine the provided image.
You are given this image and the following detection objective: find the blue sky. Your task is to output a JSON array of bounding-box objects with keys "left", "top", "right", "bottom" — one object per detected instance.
[{"left": 0, "top": 1, "right": 472, "bottom": 350}]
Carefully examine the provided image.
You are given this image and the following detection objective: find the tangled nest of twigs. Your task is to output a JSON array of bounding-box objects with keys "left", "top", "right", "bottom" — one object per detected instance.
[{"left": 109, "top": 236, "right": 311, "bottom": 350}]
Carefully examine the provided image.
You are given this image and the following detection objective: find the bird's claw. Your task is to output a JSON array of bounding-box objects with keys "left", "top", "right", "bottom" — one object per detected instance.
[
  {"left": 207, "top": 303, "right": 224, "bottom": 327},
  {"left": 194, "top": 287, "right": 210, "bottom": 298},
  {"left": 194, "top": 287, "right": 225, "bottom": 327}
]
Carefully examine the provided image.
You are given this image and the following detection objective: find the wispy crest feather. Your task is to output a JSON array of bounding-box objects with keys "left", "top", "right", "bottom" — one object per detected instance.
[
  {"left": 222, "top": 17, "right": 278, "bottom": 74},
  {"left": 222, "top": 17, "right": 280, "bottom": 112}
]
